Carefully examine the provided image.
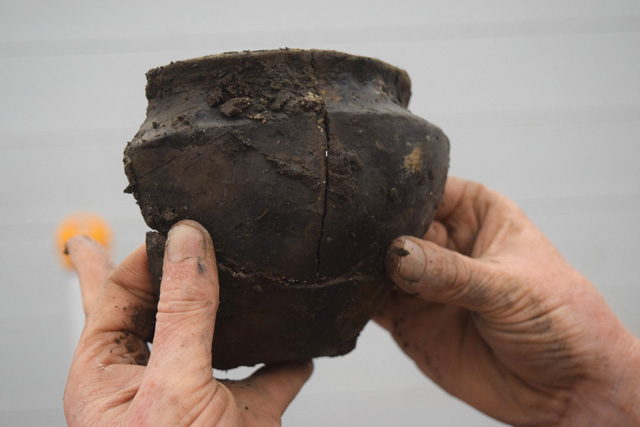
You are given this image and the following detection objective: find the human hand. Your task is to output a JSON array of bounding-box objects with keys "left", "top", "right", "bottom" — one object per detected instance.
[
  {"left": 375, "top": 177, "right": 640, "bottom": 426},
  {"left": 63, "top": 220, "right": 312, "bottom": 426}
]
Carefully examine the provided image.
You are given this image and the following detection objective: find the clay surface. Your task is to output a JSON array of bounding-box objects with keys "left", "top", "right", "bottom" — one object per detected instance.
[{"left": 124, "top": 49, "right": 449, "bottom": 369}]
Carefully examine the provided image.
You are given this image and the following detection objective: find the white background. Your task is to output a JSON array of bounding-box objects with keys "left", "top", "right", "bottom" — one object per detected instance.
[{"left": 1, "top": 1, "right": 639, "bottom": 425}]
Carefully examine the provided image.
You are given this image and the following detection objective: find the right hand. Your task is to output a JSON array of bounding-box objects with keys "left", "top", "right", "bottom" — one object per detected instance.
[
  {"left": 375, "top": 177, "right": 640, "bottom": 426},
  {"left": 64, "top": 220, "right": 312, "bottom": 426}
]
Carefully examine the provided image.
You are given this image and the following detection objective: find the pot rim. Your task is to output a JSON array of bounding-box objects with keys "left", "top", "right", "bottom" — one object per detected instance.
[{"left": 144, "top": 48, "right": 412, "bottom": 107}]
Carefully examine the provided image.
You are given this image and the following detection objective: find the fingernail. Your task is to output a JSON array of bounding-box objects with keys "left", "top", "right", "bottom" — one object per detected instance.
[
  {"left": 166, "top": 223, "right": 205, "bottom": 263},
  {"left": 392, "top": 238, "right": 426, "bottom": 282}
]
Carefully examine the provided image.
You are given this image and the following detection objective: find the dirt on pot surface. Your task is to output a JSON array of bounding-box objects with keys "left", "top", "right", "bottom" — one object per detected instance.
[{"left": 124, "top": 49, "right": 449, "bottom": 369}]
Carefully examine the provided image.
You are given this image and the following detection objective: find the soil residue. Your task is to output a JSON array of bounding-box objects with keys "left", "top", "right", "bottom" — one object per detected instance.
[
  {"left": 392, "top": 246, "right": 411, "bottom": 257},
  {"left": 403, "top": 146, "right": 424, "bottom": 174},
  {"left": 126, "top": 49, "right": 450, "bottom": 369}
]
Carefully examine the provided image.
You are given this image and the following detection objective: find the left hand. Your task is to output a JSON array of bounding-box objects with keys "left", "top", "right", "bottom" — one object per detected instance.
[
  {"left": 374, "top": 178, "right": 640, "bottom": 425},
  {"left": 63, "top": 220, "right": 312, "bottom": 426}
]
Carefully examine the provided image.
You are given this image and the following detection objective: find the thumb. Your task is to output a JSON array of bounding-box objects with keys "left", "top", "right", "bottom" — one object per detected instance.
[
  {"left": 386, "top": 236, "right": 501, "bottom": 313},
  {"left": 144, "top": 220, "right": 218, "bottom": 382}
]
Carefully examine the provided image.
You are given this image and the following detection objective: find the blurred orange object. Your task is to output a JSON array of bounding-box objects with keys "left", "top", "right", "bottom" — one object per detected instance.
[{"left": 56, "top": 212, "right": 113, "bottom": 269}]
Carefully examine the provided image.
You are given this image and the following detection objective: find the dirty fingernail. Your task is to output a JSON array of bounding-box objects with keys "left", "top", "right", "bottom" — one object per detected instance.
[
  {"left": 166, "top": 223, "right": 205, "bottom": 263},
  {"left": 392, "top": 238, "right": 426, "bottom": 282}
]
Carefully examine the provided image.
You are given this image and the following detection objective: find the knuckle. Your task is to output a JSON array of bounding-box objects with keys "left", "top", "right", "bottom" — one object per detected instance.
[
  {"left": 438, "top": 253, "right": 471, "bottom": 301},
  {"left": 430, "top": 251, "right": 492, "bottom": 308},
  {"left": 157, "top": 286, "right": 216, "bottom": 314}
]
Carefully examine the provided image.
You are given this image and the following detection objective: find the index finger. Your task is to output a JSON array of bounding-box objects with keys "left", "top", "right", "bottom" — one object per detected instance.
[
  {"left": 66, "top": 235, "right": 115, "bottom": 317},
  {"left": 434, "top": 177, "right": 484, "bottom": 221},
  {"left": 78, "top": 244, "right": 157, "bottom": 366},
  {"left": 432, "top": 177, "right": 504, "bottom": 256}
]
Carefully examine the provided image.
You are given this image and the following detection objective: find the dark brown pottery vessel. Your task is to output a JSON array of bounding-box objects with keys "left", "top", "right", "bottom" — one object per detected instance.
[{"left": 124, "top": 49, "right": 449, "bottom": 369}]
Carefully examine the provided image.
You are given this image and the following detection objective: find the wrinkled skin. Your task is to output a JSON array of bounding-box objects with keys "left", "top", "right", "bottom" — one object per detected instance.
[
  {"left": 64, "top": 220, "right": 312, "bottom": 426},
  {"left": 376, "top": 177, "right": 640, "bottom": 426}
]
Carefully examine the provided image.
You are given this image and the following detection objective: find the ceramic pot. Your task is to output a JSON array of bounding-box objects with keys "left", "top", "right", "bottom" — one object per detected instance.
[{"left": 124, "top": 49, "right": 449, "bottom": 369}]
